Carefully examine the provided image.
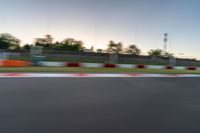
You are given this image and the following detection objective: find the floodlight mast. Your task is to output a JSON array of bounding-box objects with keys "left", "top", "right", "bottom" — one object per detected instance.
[{"left": 164, "top": 33, "right": 168, "bottom": 53}]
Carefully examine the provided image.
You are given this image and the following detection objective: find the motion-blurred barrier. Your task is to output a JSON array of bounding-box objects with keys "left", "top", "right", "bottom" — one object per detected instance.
[
  {"left": 147, "top": 65, "right": 163, "bottom": 69},
  {"left": 38, "top": 62, "right": 65, "bottom": 67},
  {"left": 82, "top": 63, "right": 102, "bottom": 68},
  {"left": 165, "top": 66, "right": 174, "bottom": 70},
  {"left": 187, "top": 67, "right": 197, "bottom": 71},
  {"left": 66, "top": 62, "right": 81, "bottom": 67},
  {"left": 32, "top": 56, "right": 46, "bottom": 66},
  {"left": 0, "top": 61, "right": 3, "bottom": 66},
  {"left": 135, "top": 64, "right": 146, "bottom": 69},
  {"left": 103, "top": 64, "right": 118, "bottom": 68},
  {"left": 0, "top": 60, "right": 31, "bottom": 67},
  {"left": 37, "top": 61, "right": 200, "bottom": 70}
]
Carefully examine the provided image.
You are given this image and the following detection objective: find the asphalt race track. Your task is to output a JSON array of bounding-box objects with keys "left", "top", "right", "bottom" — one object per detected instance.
[{"left": 0, "top": 77, "right": 200, "bottom": 133}]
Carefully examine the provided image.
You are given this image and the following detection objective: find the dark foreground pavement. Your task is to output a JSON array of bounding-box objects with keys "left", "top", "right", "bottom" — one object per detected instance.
[{"left": 0, "top": 78, "right": 200, "bottom": 133}]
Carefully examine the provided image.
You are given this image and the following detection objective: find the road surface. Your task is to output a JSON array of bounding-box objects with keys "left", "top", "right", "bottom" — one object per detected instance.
[{"left": 0, "top": 77, "right": 200, "bottom": 133}]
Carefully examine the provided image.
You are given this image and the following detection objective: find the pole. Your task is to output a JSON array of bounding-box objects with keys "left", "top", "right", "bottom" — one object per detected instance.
[{"left": 164, "top": 33, "right": 168, "bottom": 53}]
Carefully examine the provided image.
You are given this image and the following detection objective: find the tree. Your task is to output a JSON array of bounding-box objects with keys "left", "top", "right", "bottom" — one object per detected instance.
[
  {"left": 127, "top": 44, "right": 141, "bottom": 55},
  {"left": 163, "top": 52, "right": 174, "bottom": 57},
  {"left": 45, "top": 35, "right": 53, "bottom": 44},
  {"left": 90, "top": 46, "right": 94, "bottom": 52},
  {"left": 23, "top": 44, "right": 33, "bottom": 50},
  {"left": 34, "top": 34, "right": 54, "bottom": 48},
  {"left": 60, "top": 38, "right": 84, "bottom": 51},
  {"left": 148, "top": 49, "right": 174, "bottom": 57},
  {"left": 148, "top": 49, "right": 163, "bottom": 56},
  {"left": 51, "top": 41, "right": 62, "bottom": 50},
  {"left": 107, "top": 41, "right": 123, "bottom": 54},
  {"left": 0, "top": 33, "right": 21, "bottom": 49}
]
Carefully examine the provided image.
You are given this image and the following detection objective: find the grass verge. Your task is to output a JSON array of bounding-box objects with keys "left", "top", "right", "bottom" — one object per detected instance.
[{"left": 0, "top": 67, "right": 200, "bottom": 74}]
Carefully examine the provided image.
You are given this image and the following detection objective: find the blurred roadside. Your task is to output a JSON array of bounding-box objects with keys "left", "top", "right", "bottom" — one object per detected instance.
[
  {"left": 0, "top": 48, "right": 199, "bottom": 74},
  {"left": 0, "top": 48, "right": 199, "bottom": 66}
]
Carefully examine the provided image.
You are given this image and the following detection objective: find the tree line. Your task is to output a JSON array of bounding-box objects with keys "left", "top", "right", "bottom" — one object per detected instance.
[{"left": 0, "top": 33, "right": 173, "bottom": 57}]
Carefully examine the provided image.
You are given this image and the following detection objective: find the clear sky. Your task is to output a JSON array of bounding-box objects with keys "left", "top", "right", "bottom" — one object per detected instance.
[{"left": 1, "top": 0, "right": 200, "bottom": 58}]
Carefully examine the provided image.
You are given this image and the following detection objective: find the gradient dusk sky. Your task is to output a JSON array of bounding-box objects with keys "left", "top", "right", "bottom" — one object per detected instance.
[{"left": 0, "top": 0, "right": 200, "bottom": 58}]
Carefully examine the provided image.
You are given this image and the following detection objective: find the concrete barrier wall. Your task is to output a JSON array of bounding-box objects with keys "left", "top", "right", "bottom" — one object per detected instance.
[
  {"left": 37, "top": 61, "right": 200, "bottom": 70},
  {"left": 65, "top": 62, "right": 81, "bottom": 67},
  {"left": 147, "top": 65, "right": 164, "bottom": 69},
  {"left": 0, "top": 60, "right": 195, "bottom": 70},
  {"left": 38, "top": 62, "right": 65, "bottom": 67},
  {"left": 82, "top": 63, "right": 102, "bottom": 68},
  {"left": 118, "top": 64, "right": 135, "bottom": 69},
  {"left": 174, "top": 66, "right": 186, "bottom": 70}
]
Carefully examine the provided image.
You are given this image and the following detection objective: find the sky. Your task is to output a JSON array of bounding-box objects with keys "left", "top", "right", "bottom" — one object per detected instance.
[{"left": 0, "top": 0, "right": 200, "bottom": 58}]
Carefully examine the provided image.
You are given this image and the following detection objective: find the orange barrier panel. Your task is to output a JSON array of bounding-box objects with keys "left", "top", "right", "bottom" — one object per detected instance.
[
  {"left": 1, "top": 60, "right": 31, "bottom": 67},
  {"left": 0, "top": 61, "right": 3, "bottom": 67}
]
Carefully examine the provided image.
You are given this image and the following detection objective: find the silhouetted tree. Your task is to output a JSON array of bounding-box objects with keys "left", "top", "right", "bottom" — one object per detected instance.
[
  {"left": 148, "top": 49, "right": 163, "bottom": 56},
  {"left": 163, "top": 52, "right": 174, "bottom": 57},
  {"left": 34, "top": 34, "right": 53, "bottom": 48},
  {"left": 23, "top": 44, "right": 33, "bottom": 50},
  {"left": 148, "top": 49, "right": 174, "bottom": 57},
  {"left": 127, "top": 44, "right": 141, "bottom": 55},
  {"left": 107, "top": 41, "right": 123, "bottom": 54},
  {"left": 60, "top": 38, "right": 84, "bottom": 51},
  {"left": 90, "top": 46, "right": 94, "bottom": 52},
  {"left": 0, "top": 33, "right": 21, "bottom": 49},
  {"left": 51, "top": 41, "right": 62, "bottom": 50}
]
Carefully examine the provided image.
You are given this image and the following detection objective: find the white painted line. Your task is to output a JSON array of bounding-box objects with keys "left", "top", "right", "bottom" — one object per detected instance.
[{"left": 0, "top": 73, "right": 200, "bottom": 78}]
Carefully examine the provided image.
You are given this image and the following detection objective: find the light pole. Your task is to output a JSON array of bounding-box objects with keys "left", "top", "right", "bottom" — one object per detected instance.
[{"left": 164, "top": 33, "right": 168, "bottom": 54}]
